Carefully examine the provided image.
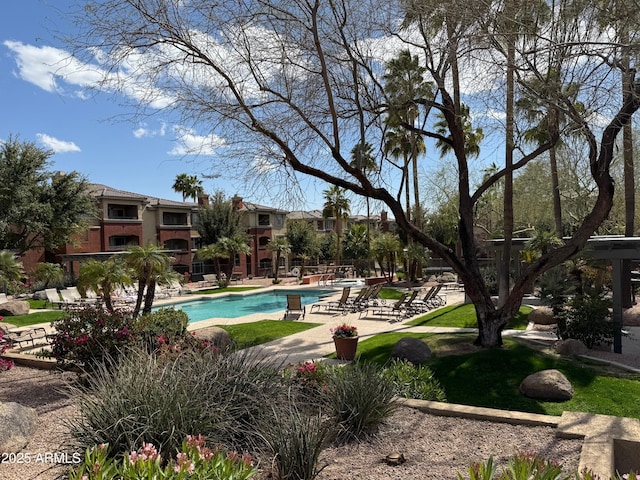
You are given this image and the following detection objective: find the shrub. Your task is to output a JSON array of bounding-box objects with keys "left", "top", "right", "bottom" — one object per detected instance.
[
  {"left": 322, "top": 362, "right": 398, "bottom": 442},
  {"left": 69, "top": 436, "right": 256, "bottom": 480},
  {"left": 258, "top": 401, "right": 329, "bottom": 480},
  {"left": 66, "top": 347, "right": 288, "bottom": 458},
  {"left": 50, "top": 305, "right": 135, "bottom": 369},
  {"left": 134, "top": 307, "right": 189, "bottom": 351},
  {"left": 382, "top": 359, "right": 446, "bottom": 401},
  {"left": 559, "top": 287, "right": 614, "bottom": 348}
]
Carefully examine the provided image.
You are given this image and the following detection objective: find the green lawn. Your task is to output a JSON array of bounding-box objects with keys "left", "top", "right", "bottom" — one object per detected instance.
[
  {"left": 354, "top": 332, "right": 640, "bottom": 419},
  {"left": 406, "top": 303, "right": 532, "bottom": 330},
  {"left": 217, "top": 320, "right": 322, "bottom": 349},
  {"left": 2, "top": 310, "right": 65, "bottom": 328}
]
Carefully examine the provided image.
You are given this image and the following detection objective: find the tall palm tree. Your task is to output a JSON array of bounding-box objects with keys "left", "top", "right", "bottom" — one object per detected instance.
[
  {"left": 172, "top": 173, "right": 203, "bottom": 202},
  {"left": 77, "top": 257, "right": 132, "bottom": 312},
  {"left": 124, "top": 243, "right": 175, "bottom": 316},
  {"left": 322, "top": 186, "right": 351, "bottom": 266},
  {"left": 0, "top": 250, "right": 24, "bottom": 293},
  {"left": 350, "top": 141, "right": 378, "bottom": 274},
  {"left": 266, "top": 237, "right": 291, "bottom": 282},
  {"left": 383, "top": 49, "right": 432, "bottom": 227}
]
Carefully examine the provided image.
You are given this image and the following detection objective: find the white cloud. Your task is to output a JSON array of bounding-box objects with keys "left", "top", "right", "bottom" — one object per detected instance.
[
  {"left": 36, "top": 133, "right": 81, "bottom": 153},
  {"left": 168, "top": 126, "right": 225, "bottom": 156}
]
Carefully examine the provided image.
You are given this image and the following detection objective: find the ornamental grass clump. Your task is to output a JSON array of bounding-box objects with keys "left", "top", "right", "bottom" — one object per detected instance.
[
  {"left": 258, "top": 400, "right": 330, "bottom": 480},
  {"left": 322, "top": 362, "right": 398, "bottom": 443},
  {"left": 382, "top": 359, "right": 447, "bottom": 402},
  {"left": 66, "top": 346, "right": 288, "bottom": 458}
]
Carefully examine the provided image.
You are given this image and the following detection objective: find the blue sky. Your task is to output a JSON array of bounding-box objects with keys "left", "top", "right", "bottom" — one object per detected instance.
[{"left": 0, "top": 0, "right": 330, "bottom": 208}]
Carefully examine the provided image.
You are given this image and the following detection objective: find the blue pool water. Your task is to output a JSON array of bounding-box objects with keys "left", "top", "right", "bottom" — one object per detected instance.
[{"left": 163, "top": 289, "right": 334, "bottom": 323}]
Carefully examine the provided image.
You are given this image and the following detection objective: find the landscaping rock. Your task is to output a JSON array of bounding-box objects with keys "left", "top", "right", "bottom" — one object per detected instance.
[
  {"left": 438, "top": 272, "right": 457, "bottom": 283},
  {"left": 192, "top": 326, "right": 233, "bottom": 352},
  {"left": 390, "top": 337, "right": 432, "bottom": 365},
  {"left": 528, "top": 306, "right": 555, "bottom": 325},
  {"left": 519, "top": 369, "right": 573, "bottom": 402},
  {"left": 0, "top": 402, "right": 37, "bottom": 453},
  {"left": 555, "top": 339, "right": 588, "bottom": 356},
  {"left": 0, "top": 300, "right": 30, "bottom": 317}
]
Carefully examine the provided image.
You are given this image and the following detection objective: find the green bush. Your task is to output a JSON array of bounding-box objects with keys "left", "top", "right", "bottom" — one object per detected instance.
[
  {"left": 135, "top": 307, "right": 189, "bottom": 349},
  {"left": 66, "top": 347, "right": 288, "bottom": 458},
  {"left": 560, "top": 287, "right": 613, "bottom": 348},
  {"left": 50, "top": 305, "right": 135, "bottom": 369},
  {"left": 382, "top": 359, "right": 447, "bottom": 401},
  {"left": 323, "top": 362, "right": 398, "bottom": 442},
  {"left": 69, "top": 436, "right": 256, "bottom": 480}
]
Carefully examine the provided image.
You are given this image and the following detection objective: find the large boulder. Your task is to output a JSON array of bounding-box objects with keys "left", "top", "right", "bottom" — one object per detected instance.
[
  {"left": 0, "top": 300, "right": 30, "bottom": 317},
  {"left": 390, "top": 337, "right": 432, "bottom": 365},
  {"left": 0, "top": 402, "right": 37, "bottom": 453},
  {"left": 519, "top": 369, "right": 573, "bottom": 402},
  {"left": 192, "top": 326, "right": 233, "bottom": 352},
  {"left": 528, "top": 306, "right": 555, "bottom": 325},
  {"left": 555, "top": 339, "right": 588, "bottom": 356}
]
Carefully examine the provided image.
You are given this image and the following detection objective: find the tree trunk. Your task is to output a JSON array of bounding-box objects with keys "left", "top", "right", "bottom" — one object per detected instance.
[
  {"left": 550, "top": 145, "right": 562, "bottom": 235},
  {"left": 622, "top": 35, "right": 634, "bottom": 308},
  {"left": 499, "top": 36, "right": 515, "bottom": 307},
  {"left": 142, "top": 281, "right": 156, "bottom": 314}
]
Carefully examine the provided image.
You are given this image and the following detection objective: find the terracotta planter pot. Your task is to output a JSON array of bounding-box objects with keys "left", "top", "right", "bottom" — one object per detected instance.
[{"left": 333, "top": 336, "right": 359, "bottom": 361}]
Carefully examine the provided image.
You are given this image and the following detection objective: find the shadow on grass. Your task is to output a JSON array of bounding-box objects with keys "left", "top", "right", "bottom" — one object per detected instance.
[
  {"left": 406, "top": 304, "right": 531, "bottom": 330},
  {"left": 357, "top": 332, "right": 640, "bottom": 418}
]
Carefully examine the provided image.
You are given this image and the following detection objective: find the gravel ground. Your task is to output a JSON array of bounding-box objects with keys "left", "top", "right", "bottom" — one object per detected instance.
[
  {"left": 0, "top": 364, "right": 583, "bottom": 480},
  {"left": 2, "top": 331, "right": 639, "bottom": 480}
]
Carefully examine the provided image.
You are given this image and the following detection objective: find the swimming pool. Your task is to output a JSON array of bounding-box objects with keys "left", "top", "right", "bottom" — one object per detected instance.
[{"left": 163, "top": 289, "right": 334, "bottom": 323}]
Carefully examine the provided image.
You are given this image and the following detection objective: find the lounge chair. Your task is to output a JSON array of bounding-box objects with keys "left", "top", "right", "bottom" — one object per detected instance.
[
  {"left": 284, "top": 294, "right": 305, "bottom": 320},
  {"left": 360, "top": 292, "right": 408, "bottom": 321},
  {"left": 355, "top": 284, "right": 384, "bottom": 311},
  {"left": 310, "top": 287, "right": 351, "bottom": 314},
  {"left": 45, "top": 288, "right": 66, "bottom": 309},
  {"left": 344, "top": 286, "right": 370, "bottom": 311}
]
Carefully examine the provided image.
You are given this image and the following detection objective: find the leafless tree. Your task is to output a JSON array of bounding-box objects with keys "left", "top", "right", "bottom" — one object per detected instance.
[{"left": 70, "top": 0, "right": 640, "bottom": 347}]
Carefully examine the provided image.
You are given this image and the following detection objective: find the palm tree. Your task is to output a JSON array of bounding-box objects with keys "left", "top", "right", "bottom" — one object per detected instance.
[
  {"left": 0, "top": 250, "right": 24, "bottom": 293},
  {"left": 266, "top": 237, "right": 291, "bottom": 283},
  {"left": 350, "top": 141, "right": 377, "bottom": 275},
  {"left": 383, "top": 49, "right": 432, "bottom": 227},
  {"left": 172, "top": 173, "right": 203, "bottom": 202},
  {"left": 371, "top": 233, "right": 402, "bottom": 284},
  {"left": 34, "top": 262, "right": 64, "bottom": 289},
  {"left": 124, "top": 243, "right": 175, "bottom": 316},
  {"left": 322, "top": 186, "right": 350, "bottom": 266},
  {"left": 77, "top": 257, "right": 132, "bottom": 312},
  {"left": 197, "top": 235, "right": 250, "bottom": 286}
]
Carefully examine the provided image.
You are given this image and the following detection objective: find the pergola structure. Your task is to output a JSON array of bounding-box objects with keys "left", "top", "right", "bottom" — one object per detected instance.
[{"left": 488, "top": 236, "right": 639, "bottom": 354}]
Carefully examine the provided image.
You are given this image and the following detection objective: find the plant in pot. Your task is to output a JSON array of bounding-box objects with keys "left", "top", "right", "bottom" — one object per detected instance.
[{"left": 331, "top": 323, "right": 358, "bottom": 361}]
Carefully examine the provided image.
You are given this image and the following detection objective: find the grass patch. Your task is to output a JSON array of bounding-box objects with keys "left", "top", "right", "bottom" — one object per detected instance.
[
  {"left": 217, "top": 320, "right": 322, "bottom": 349},
  {"left": 187, "top": 286, "right": 261, "bottom": 295},
  {"left": 406, "top": 303, "right": 532, "bottom": 330},
  {"left": 355, "top": 333, "right": 640, "bottom": 419},
  {"left": 2, "top": 310, "right": 65, "bottom": 327},
  {"left": 379, "top": 288, "right": 405, "bottom": 300}
]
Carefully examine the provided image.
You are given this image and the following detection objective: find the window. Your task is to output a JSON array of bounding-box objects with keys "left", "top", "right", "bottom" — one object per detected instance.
[
  {"left": 259, "top": 258, "right": 272, "bottom": 269},
  {"left": 163, "top": 212, "right": 188, "bottom": 225},
  {"left": 192, "top": 237, "right": 204, "bottom": 250},
  {"left": 258, "top": 214, "right": 270, "bottom": 226},
  {"left": 107, "top": 204, "right": 138, "bottom": 219},
  {"left": 316, "top": 220, "right": 324, "bottom": 231},
  {"left": 235, "top": 254, "right": 241, "bottom": 267},
  {"left": 164, "top": 238, "right": 188, "bottom": 251},
  {"left": 325, "top": 220, "right": 334, "bottom": 231},
  {"left": 108, "top": 235, "right": 139, "bottom": 249},
  {"left": 258, "top": 237, "right": 270, "bottom": 249},
  {"left": 274, "top": 214, "right": 285, "bottom": 227}
]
